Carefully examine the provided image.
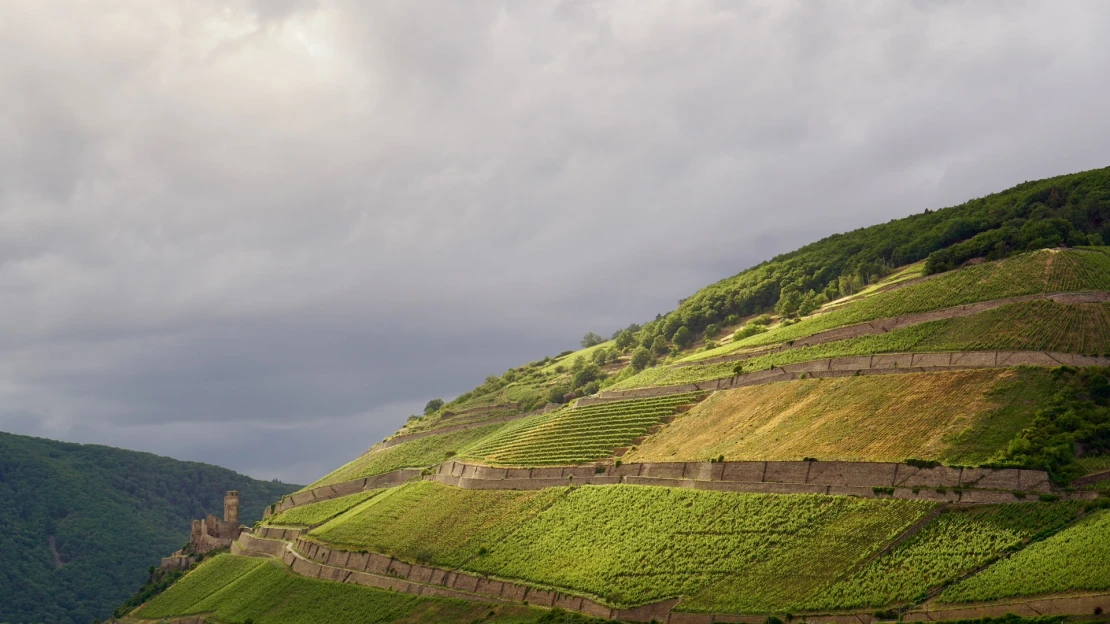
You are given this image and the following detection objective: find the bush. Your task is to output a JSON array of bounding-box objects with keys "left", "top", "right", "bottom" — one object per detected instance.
[
  {"left": 630, "top": 348, "right": 652, "bottom": 371},
  {"left": 733, "top": 324, "right": 768, "bottom": 341},
  {"left": 423, "top": 399, "right": 444, "bottom": 415}
]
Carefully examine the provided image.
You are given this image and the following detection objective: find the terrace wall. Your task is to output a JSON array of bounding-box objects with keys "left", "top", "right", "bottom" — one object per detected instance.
[
  {"left": 287, "top": 537, "right": 677, "bottom": 620},
  {"left": 594, "top": 350, "right": 1110, "bottom": 402}
]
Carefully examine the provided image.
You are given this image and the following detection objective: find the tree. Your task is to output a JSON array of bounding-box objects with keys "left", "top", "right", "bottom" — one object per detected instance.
[
  {"left": 672, "top": 326, "right": 694, "bottom": 348},
  {"left": 614, "top": 330, "right": 636, "bottom": 350},
  {"left": 580, "top": 332, "right": 604, "bottom": 348},
  {"left": 547, "top": 385, "right": 569, "bottom": 404},
  {"left": 630, "top": 347, "right": 652, "bottom": 371},
  {"left": 591, "top": 348, "right": 608, "bottom": 365},
  {"left": 423, "top": 399, "right": 444, "bottom": 415},
  {"left": 651, "top": 336, "right": 670, "bottom": 355},
  {"left": 573, "top": 363, "right": 602, "bottom": 388}
]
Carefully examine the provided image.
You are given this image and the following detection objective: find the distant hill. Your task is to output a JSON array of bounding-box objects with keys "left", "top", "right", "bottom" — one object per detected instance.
[{"left": 0, "top": 431, "right": 299, "bottom": 624}]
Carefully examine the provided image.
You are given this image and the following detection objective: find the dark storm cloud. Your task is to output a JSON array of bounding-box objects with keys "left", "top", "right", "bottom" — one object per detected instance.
[{"left": 2, "top": 0, "right": 1110, "bottom": 482}]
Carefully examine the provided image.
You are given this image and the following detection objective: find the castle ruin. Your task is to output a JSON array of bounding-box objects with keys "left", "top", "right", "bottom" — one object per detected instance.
[{"left": 161, "top": 491, "right": 243, "bottom": 569}]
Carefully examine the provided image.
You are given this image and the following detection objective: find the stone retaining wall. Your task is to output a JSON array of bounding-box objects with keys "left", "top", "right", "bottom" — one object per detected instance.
[
  {"left": 429, "top": 459, "right": 1069, "bottom": 505},
  {"left": 265, "top": 458, "right": 1074, "bottom": 520},
  {"left": 232, "top": 532, "right": 287, "bottom": 558},
  {"left": 595, "top": 350, "right": 1110, "bottom": 402},
  {"left": 289, "top": 537, "right": 677, "bottom": 622},
  {"left": 678, "top": 292, "right": 1110, "bottom": 368},
  {"left": 254, "top": 526, "right": 302, "bottom": 540}
]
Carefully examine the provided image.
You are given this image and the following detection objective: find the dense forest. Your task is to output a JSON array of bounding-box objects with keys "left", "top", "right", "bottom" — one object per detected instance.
[{"left": 0, "top": 431, "right": 299, "bottom": 624}]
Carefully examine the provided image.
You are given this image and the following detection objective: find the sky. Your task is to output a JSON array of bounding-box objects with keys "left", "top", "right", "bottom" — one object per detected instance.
[{"left": 2, "top": 1, "right": 1109, "bottom": 484}]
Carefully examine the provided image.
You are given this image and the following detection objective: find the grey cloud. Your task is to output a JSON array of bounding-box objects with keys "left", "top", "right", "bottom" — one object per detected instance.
[{"left": 2, "top": 0, "right": 1109, "bottom": 482}]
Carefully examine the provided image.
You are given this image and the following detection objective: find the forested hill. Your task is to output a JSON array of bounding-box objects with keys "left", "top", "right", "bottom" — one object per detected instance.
[{"left": 0, "top": 431, "right": 299, "bottom": 624}]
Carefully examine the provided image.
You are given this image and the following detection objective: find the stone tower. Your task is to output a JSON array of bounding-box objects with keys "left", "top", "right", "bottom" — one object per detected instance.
[{"left": 224, "top": 490, "right": 239, "bottom": 525}]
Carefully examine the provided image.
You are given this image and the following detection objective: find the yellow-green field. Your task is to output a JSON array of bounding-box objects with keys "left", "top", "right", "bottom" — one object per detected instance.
[
  {"left": 133, "top": 554, "right": 542, "bottom": 624},
  {"left": 623, "top": 369, "right": 1054, "bottom": 465}
]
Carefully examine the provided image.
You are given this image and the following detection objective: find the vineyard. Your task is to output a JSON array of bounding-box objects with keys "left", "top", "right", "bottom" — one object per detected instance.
[
  {"left": 305, "top": 423, "right": 506, "bottom": 489},
  {"left": 135, "top": 554, "right": 540, "bottom": 624},
  {"left": 612, "top": 300, "right": 1110, "bottom": 391},
  {"left": 266, "top": 490, "right": 384, "bottom": 527},
  {"left": 470, "top": 485, "right": 933, "bottom": 611},
  {"left": 799, "top": 502, "right": 1085, "bottom": 610},
  {"left": 939, "top": 509, "right": 1110, "bottom": 603},
  {"left": 685, "top": 248, "right": 1110, "bottom": 363},
  {"left": 624, "top": 369, "right": 1052, "bottom": 465},
  {"left": 308, "top": 481, "right": 569, "bottom": 566},
  {"left": 461, "top": 393, "right": 706, "bottom": 465},
  {"left": 306, "top": 481, "right": 932, "bottom": 609}
]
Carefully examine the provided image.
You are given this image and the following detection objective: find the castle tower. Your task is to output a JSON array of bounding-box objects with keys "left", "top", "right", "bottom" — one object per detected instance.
[{"left": 224, "top": 490, "right": 239, "bottom": 525}]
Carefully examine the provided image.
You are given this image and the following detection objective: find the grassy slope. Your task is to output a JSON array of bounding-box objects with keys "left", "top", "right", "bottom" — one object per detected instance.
[
  {"left": 308, "top": 481, "right": 933, "bottom": 610},
  {"left": 0, "top": 431, "right": 299, "bottom": 624},
  {"left": 939, "top": 508, "right": 1110, "bottom": 603},
  {"left": 305, "top": 423, "right": 507, "bottom": 489},
  {"left": 624, "top": 368, "right": 1055, "bottom": 465},
  {"left": 309, "top": 481, "right": 567, "bottom": 566},
  {"left": 266, "top": 490, "right": 384, "bottom": 527},
  {"left": 134, "top": 554, "right": 543, "bottom": 624},
  {"left": 461, "top": 393, "right": 704, "bottom": 466}
]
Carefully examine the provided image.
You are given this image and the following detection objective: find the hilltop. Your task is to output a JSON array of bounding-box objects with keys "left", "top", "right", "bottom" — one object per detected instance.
[
  {"left": 124, "top": 167, "right": 1110, "bottom": 624},
  {"left": 0, "top": 431, "right": 299, "bottom": 624}
]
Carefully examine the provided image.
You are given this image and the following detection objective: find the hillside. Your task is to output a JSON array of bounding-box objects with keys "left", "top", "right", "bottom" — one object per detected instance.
[
  {"left": 0, "top": 431, "right": 299, "bottom": 624},
  {"left": 126, "top": 168, "right": 1110, "bottom": 624}
]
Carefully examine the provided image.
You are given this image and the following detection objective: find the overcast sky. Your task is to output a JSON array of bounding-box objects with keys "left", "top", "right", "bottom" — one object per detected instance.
[{"left": 2, "top": 1, "right": 1109, "bottom": 483}]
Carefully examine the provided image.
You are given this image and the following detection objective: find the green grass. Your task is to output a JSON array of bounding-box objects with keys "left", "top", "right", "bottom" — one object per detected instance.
[
  {"left": 266, "top": 490, "right": 384, "bottom": 527},
  {"left": 306, "top": 423, "right": 507, "bottom": 489},
  {"left": 308, "top": 481, "right": 933, "bottom": 610},
  {"left": 939, "top": 509, "right": 1110, "bottom": 603},
  {"left": 799, "top": 502, "right": 1085, "bottom": 610},
  {"left": 684, "top": 249, "right": 1110, "bottom": 363},
  {"left": 461, "top": 393, "right": 705, "bottom": 465},
  {"left": 135, "top": 554, "right": 266, "bottom": 618},
  {"left": 613, "top": 300, "right": 1110, "bottom": 390},
  {"left": 308, "top": 481, "right": 568, "bottom": 567},
  {"left": 134, "top": 554, "right": 543, "bottom": 624}
]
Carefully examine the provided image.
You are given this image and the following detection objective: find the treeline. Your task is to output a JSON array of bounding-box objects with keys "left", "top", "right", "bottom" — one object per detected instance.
[{"left": 0, "top": 431, "right": 299, "bottom": 624}]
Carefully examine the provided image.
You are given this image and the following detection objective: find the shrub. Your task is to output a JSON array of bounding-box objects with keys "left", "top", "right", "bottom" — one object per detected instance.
[{"left": 423, "top": 399, "right": 444, "bottom": 415}]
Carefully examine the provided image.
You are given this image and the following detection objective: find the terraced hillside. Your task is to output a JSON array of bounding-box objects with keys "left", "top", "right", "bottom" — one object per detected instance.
[
  {"left": 126, "top": 168, "right": 1110, "bottom": 624},
  {"left": 461, "top": 393, "right": 705, "bottom": 465}
]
